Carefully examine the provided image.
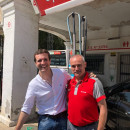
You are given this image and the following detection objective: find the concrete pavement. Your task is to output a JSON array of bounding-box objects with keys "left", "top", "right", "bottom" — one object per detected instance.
[
  {"left": 0, "top": 122, "right": 38, "bottom": 130},
  {"left": 0, "top": 122, "right": 15, "bottom": 130}
]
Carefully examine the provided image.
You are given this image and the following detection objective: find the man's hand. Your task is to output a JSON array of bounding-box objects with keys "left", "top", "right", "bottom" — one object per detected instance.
[{"left": 89, "top": 72, "right": 97, "bottom": 78}]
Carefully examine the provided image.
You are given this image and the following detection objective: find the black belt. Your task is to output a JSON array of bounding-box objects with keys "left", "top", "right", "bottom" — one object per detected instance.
[{"left": 42, "top": 111, "right": 67, "bottom": 118}]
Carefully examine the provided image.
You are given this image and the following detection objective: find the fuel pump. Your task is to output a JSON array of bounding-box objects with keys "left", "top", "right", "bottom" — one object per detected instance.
[
  {"left": 67, "top": 12, "right": 87, "bottom": 75},
  {"left": 67, "top": 12, "right": 81, "bottom": 56},
  {"left": 81, "top": 16, "right": 87, "bottom": 58}
]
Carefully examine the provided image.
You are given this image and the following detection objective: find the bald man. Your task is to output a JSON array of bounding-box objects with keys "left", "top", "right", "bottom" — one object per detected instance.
[{"left": 67, "top": 55, "right": 107, "bottom": 130}]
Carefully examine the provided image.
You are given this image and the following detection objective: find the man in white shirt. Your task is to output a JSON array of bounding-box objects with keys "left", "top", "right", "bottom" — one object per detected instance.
[{"left": 15, "top": 49, "right": 71, "bottom": 130}]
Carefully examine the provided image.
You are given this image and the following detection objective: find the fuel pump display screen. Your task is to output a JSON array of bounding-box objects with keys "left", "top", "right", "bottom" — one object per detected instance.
[{"left": 49, "top": 51, "right": 66, "bottom": 66}]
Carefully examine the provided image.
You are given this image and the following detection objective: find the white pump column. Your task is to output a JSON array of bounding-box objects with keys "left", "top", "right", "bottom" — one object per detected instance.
[{"left": 0, "top": 0, "right": 39, "bottom": 126}]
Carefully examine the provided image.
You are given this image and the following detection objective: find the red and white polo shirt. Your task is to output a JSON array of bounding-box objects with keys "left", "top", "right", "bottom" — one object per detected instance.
[{"left": 67, "top": 72, "right": 106, "bottom": 126}]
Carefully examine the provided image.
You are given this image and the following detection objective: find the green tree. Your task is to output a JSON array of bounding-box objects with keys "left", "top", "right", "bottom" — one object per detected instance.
[{"left": 38, "top": 30, "right": 65, "bottom": 50}]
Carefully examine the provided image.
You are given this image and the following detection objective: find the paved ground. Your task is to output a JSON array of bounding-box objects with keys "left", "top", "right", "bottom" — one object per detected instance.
[
  {"left": 0, "top": 122, "right": 14, "bottom": 130},
  {"left": 0, "top": 121, "right": 38, "bottom": 130},
  {"left": 0, "top": 121, "right": 109, "bottom": 130}
]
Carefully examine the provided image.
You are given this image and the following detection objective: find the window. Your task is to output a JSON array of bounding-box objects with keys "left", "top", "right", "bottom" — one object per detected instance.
[
  {"left": 85, "top": 54, "right": 104, "bottom": 74},
  {"left": 49, "top": 50, "right": 66, "bottom": 66}
]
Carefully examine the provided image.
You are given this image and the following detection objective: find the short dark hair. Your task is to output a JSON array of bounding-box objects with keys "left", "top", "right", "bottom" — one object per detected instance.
[{"left": 34, "top": 49, "right": 51, "bottom": 62}]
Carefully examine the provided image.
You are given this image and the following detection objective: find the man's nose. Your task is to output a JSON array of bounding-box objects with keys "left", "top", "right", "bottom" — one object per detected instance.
[
  {"left": 75, "top": 66, "right": 79, "bottom": 70},
  {"left": 41, "top": 60, "right": 46, "bottom": 64}
]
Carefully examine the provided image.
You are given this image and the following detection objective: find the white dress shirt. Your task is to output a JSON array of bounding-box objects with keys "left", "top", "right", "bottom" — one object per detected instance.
[{"left": 21, "top": 68, "right": 71, "bottom": 115}]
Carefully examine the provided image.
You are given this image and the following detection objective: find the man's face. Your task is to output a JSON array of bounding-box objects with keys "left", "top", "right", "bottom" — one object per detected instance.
[
  {"left": 35, "top": 53, "right": 51, "bottom": 72},
  {"left": 70, "top": 56, "right": 86, "bottom": 79}
]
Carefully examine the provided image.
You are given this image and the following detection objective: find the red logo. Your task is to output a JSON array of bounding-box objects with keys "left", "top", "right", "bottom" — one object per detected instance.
[
  {"left": 33, "top": 0, "right": 37, "bottom": 6},
  {"left": 70, "top": 50, "right": 72, "bottom": 55},
  {"left": 123, "top": 41, "right": 129, "bottom": 47},
  {"left": 54, "top": 51, "right": 61, "bottom": 55},
  {"left": 8, "top": 22, "right": 11, "bottom": 28}
]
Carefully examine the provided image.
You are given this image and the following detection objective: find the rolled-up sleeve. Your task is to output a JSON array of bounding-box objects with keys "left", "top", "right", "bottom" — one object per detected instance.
[{"left": 21, "top": 84, "right": 36, "bottom": 115}]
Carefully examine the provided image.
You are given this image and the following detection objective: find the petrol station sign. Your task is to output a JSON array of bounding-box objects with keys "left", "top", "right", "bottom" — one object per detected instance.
[
  {"left": 35, "top": 0, "right": 94, "bottom": 16},
  {"left": 35, "top": 0, "right": 70, "bottom": 15}
]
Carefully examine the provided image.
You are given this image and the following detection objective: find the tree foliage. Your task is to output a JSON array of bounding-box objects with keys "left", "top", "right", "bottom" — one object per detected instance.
[{"left": 38, "top": 30, "right": 65, "bottom": 50}]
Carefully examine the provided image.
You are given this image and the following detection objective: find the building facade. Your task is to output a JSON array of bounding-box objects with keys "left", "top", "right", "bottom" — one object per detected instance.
[{"left": 0, "top": 0, "right": 129, "bottom": 127}]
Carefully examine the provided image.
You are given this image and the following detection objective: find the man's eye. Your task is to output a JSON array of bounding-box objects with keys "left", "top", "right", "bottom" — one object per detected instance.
[
  {"left": 44, "top": 59, "right": 47, "bottom": 61},
  {"left": 71, "top": 65, "right": 76, "bottom": 68},
  {"left": 37, "top": 59, "right": 48, "bottom": 62},
  {"left": 77, "top": 64, "right": 82, "bottom": 67},
  {"left": 37, "top": 60, "right": 42, "bottom": 62},
  {"left": 71, "top": 64, "right": 82, "bottom": 68}
]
